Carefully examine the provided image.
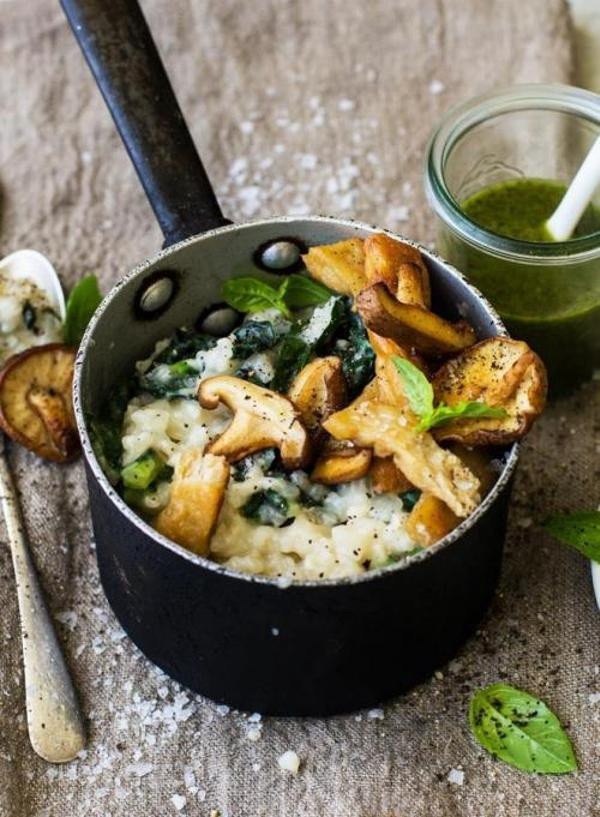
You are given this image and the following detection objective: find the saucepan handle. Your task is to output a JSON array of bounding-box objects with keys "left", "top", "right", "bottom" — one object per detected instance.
[{"left": 61, "top": 0, "right": 230, "bottom": 246}]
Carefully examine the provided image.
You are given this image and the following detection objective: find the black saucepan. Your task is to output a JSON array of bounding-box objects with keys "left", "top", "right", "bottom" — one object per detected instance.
[{"left": 61, "top": 0, "right": 518, "bottom": 715}]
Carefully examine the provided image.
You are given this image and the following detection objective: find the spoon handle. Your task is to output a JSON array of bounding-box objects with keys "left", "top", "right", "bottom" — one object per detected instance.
[{"left": 0, "top": 448, "right": 85, "bottom": 762}]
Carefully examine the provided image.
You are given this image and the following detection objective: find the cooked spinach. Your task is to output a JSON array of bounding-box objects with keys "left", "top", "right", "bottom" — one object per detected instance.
[
  {"left": 371, "top": 547, "right": 423, "bottom": 569},
  {"left": 400, "top": 489, "right": 421, "bottom": 511},
  {"left": 153, "top": 328, "right": 216, "bottom": 365},
  {"left": 232, "top": 321, "right": 279, "bottom": 359},
  {"left": 89, "top": 379, "right": 134, "bottom": 485},
  {"left": 334, "top": 311, "right": 375, "bottom": 396},
  {"left": 22, "top": 301, "right": 37, "bottom": 331},
  {"left": 138, "top": 359, "right": 199, "bottom": 399},
  {"left": 270, "top": 335, "right": 313, "bottom": 392},
  {"left": 241, "top": 489, "right": 291, "bottom": 527},
  {"left": 232, "top": 448, "right": 279, "bottom": 482}
]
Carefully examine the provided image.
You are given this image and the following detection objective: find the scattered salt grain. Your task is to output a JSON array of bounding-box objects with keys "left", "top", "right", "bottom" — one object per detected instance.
[
  {"left": 387, "top": 205, "right": 410, "bottom": 223},
  {"left": 171, "top": 794, "right": 187, "bottom": 811},
  {"left": 271, "top": 627, "right": 280, "bottom": 636},
  {"left": 589, "top": 692, "right": 600, "bottom": 705},
  {"left": 216, "top": 704, "right": 230, "bottom": 717},
  {"left": 246, "top": 726, "right": 262, "bottom": 742},
  {"left": 429, "top": 79, "right": 445, "bottom": 95},
  {"left": 434, "top": 671, "right": 444, "bottom": 681},
  {"left": 300, "top": 153, "right": 317, "bottom": 170},
  {"left": 125, "top": 762, "right": 153, "bottom": 778},
  {"left": 447, "top": 768, "right": 464, "bottom": 785},
  {"left": 338, "top": 98, "right": 355, "bottom": 111},
  {"left": 248, "top": 712, "right": 262, "bottom": 723},
  {"left": 278, "top": 750, "right": 301, "bottom": 775},
  {"left": 367, "top": 708, "right": 384, "bottom": 720},
  {"left": 240, "top": 121, "right": 254, "bottom": 134}
]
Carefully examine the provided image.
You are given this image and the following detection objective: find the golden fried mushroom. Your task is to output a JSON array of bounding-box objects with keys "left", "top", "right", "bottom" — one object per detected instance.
[
  {"left": 357, "top": 284, "right": 476, "bottom": 356},
  {"left": 302, "top": 238, "right": 367, "bottom": 296},
  {"left": 311, "top": 440, "right": 372, "bottom": 485},
  {"left": 448, "top": 444, "right": 497, "bottom": 496},
  {"left": 370, "top": 455, "right": 412, "bottom": 494},
  {"left": 155, "top": 449, "right": 229, "bottom": 556},
  {"left": 288, "top": 356, "right": 347, "bottom": 442},
  {"left": 198, "top": 375, "right": 312, "bottom": 469},
  {"left": 323, "top": 400, "right": 480, "bottom": 518},
  {"left": 0, "top": 343, "right": 80, "bottom": 462},
  {"left": 432, "top": 337, "right": 547, "bottom": 445},
  {"left": 364, "top": 233, "right": 431, "bottom": 308},
  {"left": 405, "top": 493, "right": 460, "bottom": 547}
]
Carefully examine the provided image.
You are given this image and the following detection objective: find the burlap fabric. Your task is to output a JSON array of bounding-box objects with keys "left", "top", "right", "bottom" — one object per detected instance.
[{"left": 1, "top": 1, "right": 598, "bottom": 815}]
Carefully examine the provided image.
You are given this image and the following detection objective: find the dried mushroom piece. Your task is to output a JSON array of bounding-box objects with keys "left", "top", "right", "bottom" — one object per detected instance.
[
  {"left": 311, "top": 440, "right": 372, "bottom": 485},
  {"left": 364, "top": 233, "right": 431, "bottom": 308},
  {"left": 370, "top": 455, "right": 412, "bottom": 495},
  {"left": 432, "top": 338, "right": 547, "bottom": 445},
  {"left": 155, "top": 449, "right": 229, "bottom": 556},
  {"left": 288, "top": 356, "right": 347, "bottom": 442},
  {"left": 198, "top": 375, "right": 312, "bottom": 469},
  {"left": 357, "top": 283, "right": 476, "bottom": 356},
  {"left": 323, "top": 399, "right": 480, "bottom": 517},
  {"left": 405, "top": 493, "right": 460, "bottom": 547},
  {"left": 0, "top": 344, "right": 80, "bottom": 462},
  {"left": 302, "top": 238, "right": 367, "bottom": 296}
]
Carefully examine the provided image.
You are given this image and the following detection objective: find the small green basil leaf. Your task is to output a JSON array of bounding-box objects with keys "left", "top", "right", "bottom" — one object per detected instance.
[
  {"left": 469, "top": 683, "right": 577, "bottom": 774},
  {"left": 417, "top": 401, "right": 508, "bottom": 432},
  {"left": 221, "top": 276, "right": 291, "bottom": 317},
  {"left": 283, "top": 274, "right": 333, "bottom": 308},
  {"left": 543, "top": 511, "right": 600, "bottom": 563},
  {"left": 64, "top": 274, "right": 102, "bottom": 346},
  {"left": 391, "top": 356, "right": 434, "bottom": 417}
]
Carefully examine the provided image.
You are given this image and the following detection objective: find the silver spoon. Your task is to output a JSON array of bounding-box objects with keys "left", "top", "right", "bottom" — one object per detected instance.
[{"left": 0, "top": 250, "right": 85, "bottom": 762}]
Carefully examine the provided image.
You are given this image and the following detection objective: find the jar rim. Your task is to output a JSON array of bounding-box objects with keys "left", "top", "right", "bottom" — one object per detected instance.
[{"left": 425, "top": 83, "right": 600, "bottom": 264}]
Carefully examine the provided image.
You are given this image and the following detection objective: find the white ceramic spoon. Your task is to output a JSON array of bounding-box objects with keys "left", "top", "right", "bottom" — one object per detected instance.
[
  {"left": 545, "top": 135, "right": 600, "bottom": 241},
  {"left": 0, "top": 250, "right": 85, "bottom": 762}
]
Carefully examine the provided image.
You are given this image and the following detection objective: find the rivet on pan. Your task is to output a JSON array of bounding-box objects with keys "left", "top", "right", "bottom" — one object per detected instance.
[
  {"left": 138, "top": 276, "right": 174, "bottom": 313},
  {"left": 258, "top": 239, "right": 304, "bottom": 271}
]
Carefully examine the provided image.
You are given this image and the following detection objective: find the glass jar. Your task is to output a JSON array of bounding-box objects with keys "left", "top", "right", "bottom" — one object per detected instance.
[{"left": 424, "top": 83, "right": 600, "bottom": 395}]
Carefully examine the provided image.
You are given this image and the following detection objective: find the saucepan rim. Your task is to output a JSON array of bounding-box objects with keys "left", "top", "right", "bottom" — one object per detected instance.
[{"left": 73, "top": 214, "right": 519, "bottom": 589}]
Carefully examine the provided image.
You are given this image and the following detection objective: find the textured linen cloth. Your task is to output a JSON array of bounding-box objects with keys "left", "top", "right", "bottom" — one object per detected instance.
[{"left": 1, "top": 1, "right": 599, "bottom": 815}]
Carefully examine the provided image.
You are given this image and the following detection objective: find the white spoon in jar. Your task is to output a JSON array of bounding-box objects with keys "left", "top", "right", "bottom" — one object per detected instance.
[
  {"left": 0, "top": 249, "right": 85, "bottom": 762},
  {"left": 545, "top": 135, "right": 600, "bottom": 241}
]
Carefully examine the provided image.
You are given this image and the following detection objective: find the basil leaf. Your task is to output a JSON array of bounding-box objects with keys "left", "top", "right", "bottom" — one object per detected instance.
[
  {"left": 469, "top": 683, "right": 577, "bottom": 774},
  {"left": 64, "top": 275, "right": 102, "bottom": 346},
  {"left": 391, "top": 356, "right": 434, "bottom": 417},
  {"left": 283, "top": 274, "right": 333, "bottom": 308},
  {"left": 418, "top": 401, "right": 507, "bottom": 432},
  {"left": 222, "top": 276, "right": 291, "bottom": 317},
  {"left": 543, "top": 511, "right": 600, "bottom": 563}
]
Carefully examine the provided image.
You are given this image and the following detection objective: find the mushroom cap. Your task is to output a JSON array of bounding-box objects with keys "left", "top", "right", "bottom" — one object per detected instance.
[
  {"left": 431, "top": 337, "right": 547, "bottom": 445},
  {"left": 0, "top": 343, "right": 80, "bottom": 462},
  {"left": 357, "top": 283, "right": 476, "bottom": 356}
]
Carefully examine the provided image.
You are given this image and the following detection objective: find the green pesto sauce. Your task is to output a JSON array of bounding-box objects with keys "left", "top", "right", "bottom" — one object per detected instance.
[
  {"left": 462, "top": 178, "right": 600, "bottom": 242},
  {"left": 438, "top": 178, "right": 600, "bottom": 393}
]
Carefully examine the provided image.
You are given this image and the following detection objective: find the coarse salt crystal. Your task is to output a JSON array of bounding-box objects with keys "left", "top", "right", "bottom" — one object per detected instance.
[
  {"left": 338, "top": 98, "right": 355, "bottom": 111},
  {"left": 278, "top": 750, "right": 301, "bottom": 775},
  {"left": 447, "top": 768, "right": 464, "bottom": 785},
  {"left": 367, "top": 708, "right": 384, "bottom": 720},
  {"left": 429, "top": 79, "right": 445, "bottom": 94},
  {"left": 216, "top": 704, "right": 230, "bottom": 716},
  {"left": 171, "top": 794, "right": 187, "bottom": 811},
  {"left": 589, "top": 692, "right": 600, "bottom": 705}
]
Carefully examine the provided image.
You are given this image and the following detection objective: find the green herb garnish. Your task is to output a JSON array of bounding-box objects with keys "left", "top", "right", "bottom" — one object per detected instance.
[
  {"left": 543, "top": 511, "right": 600, "bottom": 563},
  {"left": 221, "top": 274, "right": 332, "bottom": 318},
  {"left": 283, "top": 274, "right": 333, "bottom": 308},
  {"left": 391, "top": 357, "right": 507, "bottom": 432},
  {"left": 222, "top": 276, "right": 292, "bottom": 317},
  {"left": 64, "top": 274, "right": 102, "bottom": 346},
  {"left": 469, "top": 683, "right": 577, "bottom": 774}
]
